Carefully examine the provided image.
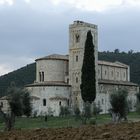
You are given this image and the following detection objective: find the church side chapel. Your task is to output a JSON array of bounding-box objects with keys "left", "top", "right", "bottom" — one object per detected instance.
[{"left": 26, "top": 21, "right": 139, "bottom": 116}]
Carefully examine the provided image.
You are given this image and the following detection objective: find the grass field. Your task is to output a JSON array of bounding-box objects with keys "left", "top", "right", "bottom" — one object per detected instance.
[{"left": 0, "top": 112, "right": 140, "bottom": 130}]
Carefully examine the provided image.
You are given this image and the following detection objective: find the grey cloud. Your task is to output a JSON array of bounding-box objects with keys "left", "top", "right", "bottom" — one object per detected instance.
[{"left": 0, "top": 2, "right": 140, "bottom": 75}]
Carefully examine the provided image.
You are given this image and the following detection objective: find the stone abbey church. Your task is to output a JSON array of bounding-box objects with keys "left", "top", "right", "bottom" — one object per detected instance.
[{"left": 27, "top": 21, "right": 139, "bottom": 116}]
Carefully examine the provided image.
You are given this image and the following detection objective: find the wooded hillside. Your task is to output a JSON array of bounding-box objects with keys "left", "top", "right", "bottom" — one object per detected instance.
[{"left": 0, "top": 63, "right": 36, "bottom": 97}]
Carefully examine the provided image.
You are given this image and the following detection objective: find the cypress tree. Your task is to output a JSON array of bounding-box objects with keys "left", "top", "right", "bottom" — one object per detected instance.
[{"left": 80, "top": 30, "right": 96, "bottom": 103}]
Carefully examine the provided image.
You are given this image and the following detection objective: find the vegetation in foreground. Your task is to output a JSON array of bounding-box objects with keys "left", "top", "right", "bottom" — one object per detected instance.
[
  {"left": 0, "top": 83, "right": 31, "bottom": 131},
  {"left": 0, "top": 112, "right": 140, "bottom": 130},
  {"left": 1, "top": 121, "right": 140, "bottom": 140},
  {"left": 109, "top": 89, "right": 128, "bottom": 122}
]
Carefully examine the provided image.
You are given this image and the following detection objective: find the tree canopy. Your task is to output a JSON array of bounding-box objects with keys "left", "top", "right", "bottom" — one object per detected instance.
[
  {"left": 0, "top": 83, "right": 32, "bottom": 131},
  {"left": 110, "top": 89, "right": 128, "bottom": 122}
]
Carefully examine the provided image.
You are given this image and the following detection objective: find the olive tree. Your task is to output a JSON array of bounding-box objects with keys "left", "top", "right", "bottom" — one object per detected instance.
[
  {"left": 109, "top": 89, "right": 128, "bottom": 123},
  {"left": 0, "top": 83, "right": 32, "bottom": 131}
]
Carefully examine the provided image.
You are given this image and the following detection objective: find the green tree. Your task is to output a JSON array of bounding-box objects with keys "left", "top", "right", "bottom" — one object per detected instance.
[
  {"left": 80, "top": 30, "right": 96, "bottom": 103},
  {"left": 136, "top": 92, "right": 140, "bottom": 114},
  {"left": 114, "top": 49, "right": 120, "bottom": 54},
  {"left": 59, "top": 106, "right": 70, "bottom": 117},
  {"left": 0, "top": 83, "right": 32, "bottom": 131},
  {"left": 22, "top": 91, "right": 32, "bottom": 117},
  {"left": 81, "top": 102, "right": 92, "bottom": 124},
  {"left": 80, "top": 30, "right": 96, "bottom": 124},
  {"left": 110, "top": 89, "right": 128, "bottom": 123},
  {"left": 93, "top": 103, "right": 102, "bottom": 119},
  {"left": 74, "top": 107, "right": 81, "bottom": 121}
]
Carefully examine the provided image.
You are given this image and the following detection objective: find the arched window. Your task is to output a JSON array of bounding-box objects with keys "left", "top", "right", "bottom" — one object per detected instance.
[
  {"left": 102, "top": 99, "right": 104, "bottom": 104},
  {"left": 117, "top": 72, "right": 119, "bottom": 77},
  {"left": 0, "top": 102, "right": 3, "bottom": 107},
  {"left": 39, "top": 72, "right": 42, "bottom": 82},
  {"left": 76, "top": 77, "right": 78, "bottom": 83},
  {"left": 42, "top": 72, "right": 44, "bottom": 81},
  {"left": 59, "top": 101, "right": 62, "bottom": 106},
  {"left": 76, "top": 55, "right": 78, "bottom": 62},
  {"left": 43, "top": 99, "right": 46, "bottom": 106},
  {"left": 67, "top": 99, "right": 70, "bottom": 106},
  {"left": 67, "top": 78, "right": 69, "bottom": 84},
  {"left": 39, "top": 71, "right": 45, "bottom": 82},
  {"left": 105, "top": 70, "right": 107, "bottom": 75},
  {"left": 75, "top": 34, "right": 80, "bottom": 43}
]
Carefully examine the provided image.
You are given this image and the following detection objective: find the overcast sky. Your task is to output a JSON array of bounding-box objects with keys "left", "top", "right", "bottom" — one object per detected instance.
[{"left": 0, "top": 0, "right": 140, "bottom": 76}]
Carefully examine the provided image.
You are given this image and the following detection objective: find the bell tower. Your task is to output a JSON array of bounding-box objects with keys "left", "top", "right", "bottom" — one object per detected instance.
[{"left": 69, "top": 21, "right": 98, "bottom": 111}]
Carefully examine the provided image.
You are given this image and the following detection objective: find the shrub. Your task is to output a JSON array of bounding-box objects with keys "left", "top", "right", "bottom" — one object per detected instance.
[
  {"left": 33, "top": 110, "right": 37, "bottom": 118},
  {"left": 136, "top": 92, "right": 140, "bottom": 114},
  {"left": 74, "top": 107, "right": 81, "bottom": 121},
  {"left": 48, "top": 107, "right": 54, "bottom": 116},
  {"left": 89, "top": 118, "right": 96, "bottom": 125},
  {"left": 110, "top": 89, "right": 128, "bottom": 122},
  {"left": 93, "top": 103, "right": 102, "bottom": 118},
  {"left": 59, "top": 106, "right": 70, "bottom": 117},
  {"left": 44, "top": 115, "right": 48, "bottom": 122},
  {"left": 81, "top": 102, "right": 92, "bottom": 124}
]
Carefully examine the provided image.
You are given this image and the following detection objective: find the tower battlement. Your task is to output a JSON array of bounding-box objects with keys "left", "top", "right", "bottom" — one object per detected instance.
[{"left": 70, "top": 20, "right": 97, "bottom": 29}]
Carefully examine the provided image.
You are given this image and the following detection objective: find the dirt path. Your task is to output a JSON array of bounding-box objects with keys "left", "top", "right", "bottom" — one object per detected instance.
[{"left": 1, "top": 122, "right": 140, "bottom": 140}]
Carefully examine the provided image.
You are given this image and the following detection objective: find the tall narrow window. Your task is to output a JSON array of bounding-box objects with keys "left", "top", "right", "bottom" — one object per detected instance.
[
  {"left": 0, "top": 102, "right": 3, "bottom": 107},
  {"left": 75, "top": 34, "right": 80, "bottom": 43},
  {"left": 105, "top": 70, "right": 107, "bottom": 75},
  {"left": 76, "top": 55, "right": 78, "bottom": 62},
  {"left": 59, "top": 101, "right": 61, "bottom": 106},
  {"left": 42, "top": 72, "right": 44, "bottom": 82},
  {"left": 67, "top": 99, "right": 70, "bottom": 106},
  {"left": 111, "top": 71, "right": 113, "bottom": 77},
  {"left": 67, "top": 78, "right": 69, "bottom": 84},
  {"left": 43, "top": 99, "right": 46, "bottom": 106},
  {"left": 102, "top": 99, "right": 104, "bottom": 105},
  {"left": 39, "top": 72, "right": 42, "bottom": 82},
  {"left": 117, "top": 72, "right": 119, "bottom": 77},
  {"left": 76, "top": 77, "right": 78, "bottom": 83}
]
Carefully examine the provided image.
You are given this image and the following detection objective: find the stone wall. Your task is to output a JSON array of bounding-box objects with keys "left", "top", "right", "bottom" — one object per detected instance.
[
  {"left": 36, "top": 59, "right": 68, "bottom": 83},
  {"left": 98, "top": 61, "right": 129, "bottom": 82},
  {"left": 0, "top": 97, "right": 11, "bottom": 114},
  {"left": 96, "top": 83, "right": 139, "bottom": 114},
  {"left": 27, "top": 85, "right": 71, "bottom": 116}
]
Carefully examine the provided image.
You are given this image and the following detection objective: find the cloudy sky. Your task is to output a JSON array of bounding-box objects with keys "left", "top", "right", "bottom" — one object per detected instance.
[{"left": 0, "top": 0, "right": 140, "bottom": 76}]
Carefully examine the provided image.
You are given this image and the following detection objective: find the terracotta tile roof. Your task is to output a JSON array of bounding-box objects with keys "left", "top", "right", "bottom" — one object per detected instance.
[
  {"left": 36, "top": 54, "right": 69, "bottom": 61},
  {"left": 26, "top": 81, "right": 71, "bottom": 87}
]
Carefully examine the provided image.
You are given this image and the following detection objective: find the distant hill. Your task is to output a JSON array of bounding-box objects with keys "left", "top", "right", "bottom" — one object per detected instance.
[
  {"left": 0, "top": 63, "right": 36, "bottom": 97},
  {"left": 0, "top": 50, "right": 140, "bottom": 97}
]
